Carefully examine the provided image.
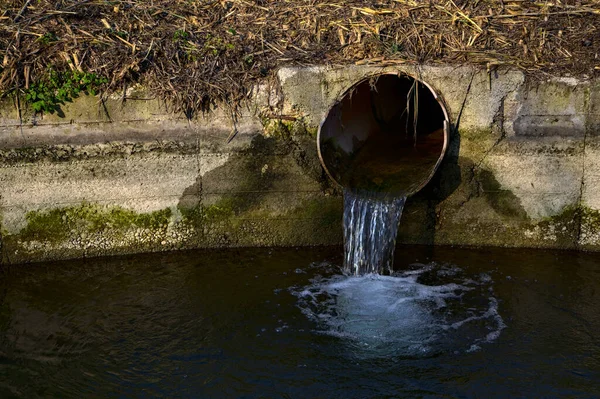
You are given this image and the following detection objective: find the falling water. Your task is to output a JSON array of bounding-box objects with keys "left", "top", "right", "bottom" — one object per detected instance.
[{"left": 343, "top": 189, "right": 406, "bottom": 275}]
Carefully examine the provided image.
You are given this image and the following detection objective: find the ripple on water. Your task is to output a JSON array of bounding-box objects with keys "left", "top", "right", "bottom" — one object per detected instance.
[{"left": 293, "top": 263, "right": 505, "bottom": 359}]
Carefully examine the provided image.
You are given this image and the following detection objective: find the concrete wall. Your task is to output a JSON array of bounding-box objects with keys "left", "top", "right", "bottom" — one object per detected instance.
[
  {"left": 2, "top": 65, "right": 600, "bottom": 263},
  {"left": 0, "top": 85, "right": 341, "bottom": 264}
]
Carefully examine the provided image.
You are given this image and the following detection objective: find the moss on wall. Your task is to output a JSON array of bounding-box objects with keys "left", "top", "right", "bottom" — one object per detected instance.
[
  {"left": 0, "top": 108, "right": 595, "bottom": 265},
  {"left": 3, "top": 192, "right": 342, "bottom": 264},
  {"left": 19, "top": 203, "right": 173, "bottom": 244},
  {"left": 195, "top": 195, "right": 342, "bottom": 247},
  {"left": 260, "top": 116, "right": 318, "bottom": 139}
]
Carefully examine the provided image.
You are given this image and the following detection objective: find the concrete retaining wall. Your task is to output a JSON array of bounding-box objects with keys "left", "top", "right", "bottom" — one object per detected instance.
[
  {"left": 2, "top": 64, "right": 600, "bottom": 263},
  {"left": 0, "top": 85, "right": 340, "bottom": 264}
]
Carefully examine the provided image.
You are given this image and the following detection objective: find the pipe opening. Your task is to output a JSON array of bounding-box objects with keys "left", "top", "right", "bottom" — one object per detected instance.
[{"left": 318, "top": 73, "right": 449, "bottom": 196}]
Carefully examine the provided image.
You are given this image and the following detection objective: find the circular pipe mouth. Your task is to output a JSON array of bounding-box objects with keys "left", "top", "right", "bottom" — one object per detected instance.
[{"left": 317, "top": 73, "right": 450, "bottom": 197}]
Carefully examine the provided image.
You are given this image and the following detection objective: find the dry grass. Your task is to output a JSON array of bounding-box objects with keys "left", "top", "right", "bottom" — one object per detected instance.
[{"left": 1, "top": 0, "right": 599, "bottom": 115}]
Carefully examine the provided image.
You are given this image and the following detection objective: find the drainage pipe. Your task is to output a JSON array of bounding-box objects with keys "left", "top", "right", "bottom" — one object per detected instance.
[{"left": 317, "top": 73, "right": 450, "bottom": 196}]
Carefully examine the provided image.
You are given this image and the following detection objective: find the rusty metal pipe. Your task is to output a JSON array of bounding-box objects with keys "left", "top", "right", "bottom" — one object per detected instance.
[{"left": 317, "top": 73, "right": 450, "bottom": 197}]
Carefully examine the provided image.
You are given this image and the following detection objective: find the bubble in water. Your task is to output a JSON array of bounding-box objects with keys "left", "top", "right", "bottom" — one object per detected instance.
[{"left": 293, "top": 263, "right": 505, "bottom": 358}]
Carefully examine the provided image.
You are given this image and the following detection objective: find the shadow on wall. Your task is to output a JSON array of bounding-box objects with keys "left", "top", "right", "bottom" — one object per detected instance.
[
  {"left": 398, "top": 124, "right": 529, "bottom": 246},
  {"left": 176, "top": 127, "right": 341, "bottom": 247},
  {"left": 398, "top": 124, "right": 462, "bottom": 245}
]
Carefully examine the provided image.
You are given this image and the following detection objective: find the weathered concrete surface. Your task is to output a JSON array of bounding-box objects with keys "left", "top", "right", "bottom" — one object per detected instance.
[
  {"left": 507, "top": 78, "right": 588, "bottom": 137},
  {"left": 2, "top": 64, "right": 600, "bottom": 263},
  {"left": 0, "top": 91, "right": 340, "bottom": 263}
]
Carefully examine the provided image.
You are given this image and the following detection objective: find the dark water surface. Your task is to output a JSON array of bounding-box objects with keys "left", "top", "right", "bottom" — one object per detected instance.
[{"left": 1, "top": 246, "right": 600, "bottom": 398}]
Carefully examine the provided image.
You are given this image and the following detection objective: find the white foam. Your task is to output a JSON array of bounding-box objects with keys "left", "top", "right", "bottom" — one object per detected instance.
[{"left": 293, "top": 263, "right": 505, "bottom": 358}]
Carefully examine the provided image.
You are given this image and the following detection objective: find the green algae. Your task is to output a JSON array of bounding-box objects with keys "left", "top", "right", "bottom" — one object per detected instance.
[
  {"left": 260, "top": 116, "right": 317, "bottom": 139},
  {"left": 261, "top": 119, "right": 293, "bottom": 139},
  {"left": 290, "top": 196, "right": 341, "bottom": 225},
  {"left": 176, "top": 194, "right": 342, "bottom": 248},
  {"left": 306, "top": 126, "right": 318, "bottom": 138},
  {"left": 180, "top": 195, "right": 340, "bottom": 228},
  {"left": 19, "top": 203, "right": 172, "bottom": 243},
  {"left": 178, "top": 199, "right": 235, "bottom": 227}
]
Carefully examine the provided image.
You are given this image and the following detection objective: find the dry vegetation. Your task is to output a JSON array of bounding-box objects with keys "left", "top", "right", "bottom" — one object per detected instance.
[{"left": 1, "top": 0, "right": 599, "bottom": 114}]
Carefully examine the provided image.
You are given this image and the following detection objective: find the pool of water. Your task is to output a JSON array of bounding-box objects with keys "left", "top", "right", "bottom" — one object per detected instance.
[{"left": 1, "top": 245, "right": 599, "bottom": 398}]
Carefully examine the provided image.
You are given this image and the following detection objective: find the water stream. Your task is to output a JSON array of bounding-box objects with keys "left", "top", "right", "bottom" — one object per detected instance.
[{"left": 343, "top": 189, "right": 406, "bottom": 275}]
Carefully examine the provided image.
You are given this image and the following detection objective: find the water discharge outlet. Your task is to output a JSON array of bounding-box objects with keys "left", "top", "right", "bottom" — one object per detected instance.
[{"left": 317, "top": 73, "right": 450, "bottom": 275}]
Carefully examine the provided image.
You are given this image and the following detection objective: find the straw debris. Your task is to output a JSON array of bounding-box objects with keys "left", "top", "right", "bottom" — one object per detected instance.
[{"left": 1, "top": 0, "right": 599, "bottom": 115}]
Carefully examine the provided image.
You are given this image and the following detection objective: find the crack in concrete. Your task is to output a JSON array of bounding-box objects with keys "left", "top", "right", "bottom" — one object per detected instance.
[
  {"left": 456, "top": 165, "right": 478, "bottom": 210},
  {"left": 101, "top": 97, "right": 113, "bottom": 123},
  {"left": 195, "top": 125, "right": 203, "bottom": 203},
  {"left": 435, "top": 71, "right": 478, "bottom": 220},
  {"left": 454, "top": 85, "right": 517, "bottom": 214},
  {"left": 574, "top": 89, "right": 590, "bottom": 248},
  {"left": 454, "top": 70, "right": 476, "bottom": 132},
  {"left": 474, "top": 91, "right": 509, "bottom": 172},
  {"left": 462, "top": 92, "right": 511, "bottom": 207}
]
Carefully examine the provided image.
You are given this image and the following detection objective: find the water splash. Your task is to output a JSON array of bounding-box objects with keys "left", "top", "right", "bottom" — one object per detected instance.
[
  {"left": 334, "top": 187, "right": 505, "bottom": 356},
  {"left": 293, "top": 263, "right": 505, "bottom": 358},
  {"left": 343, "top": 189, "right": 406, "bottom": 275}
]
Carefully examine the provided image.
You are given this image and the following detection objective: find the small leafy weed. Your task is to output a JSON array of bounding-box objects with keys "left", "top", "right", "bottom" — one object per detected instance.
[
  {"left": 203, "top": 34, "right": 236, "bottom": 56},
  {"left": 37, "top": 32, "right": 58, "bottom": 45},
  {"left": 389, "top": 42, "right": 403, "bottom": 54},
  {"left": 24, "top": 69, "right": 108, "bottom": 114},
  {"left": 173, "top": 29, "right": 190, "bottom": 42},
  {"left": 244, "top": 54, "right": 254, "bottom": 66}
]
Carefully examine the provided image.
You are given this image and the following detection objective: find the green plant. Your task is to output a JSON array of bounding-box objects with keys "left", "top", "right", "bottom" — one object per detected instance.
[
  {"left": 37, "top": 32, "right": 57, "bottom": 45},
  {"left": 24, "top": 69, "right": 108, "bottom": 113},
  {"left": 202, "top": 34, "right": 236, "bottom": 56},
  {"left": 173, "top": 29, "right": 190, "bottom": 42},
  {"left": 389, "top": 42, "right": 403, "bottom": 54},
  {"left": 244, "top": 54, "right": 254, "bottom": 66}
]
